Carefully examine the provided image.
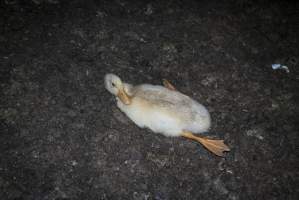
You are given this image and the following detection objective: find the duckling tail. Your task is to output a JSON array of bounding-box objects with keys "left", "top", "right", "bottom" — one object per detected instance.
[{"left": 181, "top": 131, "right": 230, "bottom": 157}]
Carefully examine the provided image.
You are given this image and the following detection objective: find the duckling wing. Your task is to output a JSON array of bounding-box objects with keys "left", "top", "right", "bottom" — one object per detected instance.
[
  {"left": 134, "top": 85, "right": 210, "bottom": 128},
  {"left": 134, "top": 84, "right": 189, "bottom": 107}
]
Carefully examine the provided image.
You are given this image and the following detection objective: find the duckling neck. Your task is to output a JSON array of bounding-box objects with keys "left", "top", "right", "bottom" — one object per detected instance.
[{"left": 123, "top": 83, "right": 133, "bottom": 96}]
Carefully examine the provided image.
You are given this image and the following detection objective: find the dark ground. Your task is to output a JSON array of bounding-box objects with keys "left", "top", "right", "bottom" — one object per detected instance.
[{"left": 1, "top": 0, "right": 299, "bottom": 199}]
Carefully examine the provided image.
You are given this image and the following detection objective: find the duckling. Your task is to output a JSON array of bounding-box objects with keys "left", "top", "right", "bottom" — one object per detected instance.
[{"left": 104, "top": 74, "right": 230, "bottom": 156}]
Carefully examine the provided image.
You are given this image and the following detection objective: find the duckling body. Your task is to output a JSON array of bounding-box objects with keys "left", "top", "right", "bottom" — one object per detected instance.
[
  {"left": 104, "top": 74, "right": 229, "bottom": 156},
  {"left": 117, "top": 84, "right": 211, "bottom": 137}
]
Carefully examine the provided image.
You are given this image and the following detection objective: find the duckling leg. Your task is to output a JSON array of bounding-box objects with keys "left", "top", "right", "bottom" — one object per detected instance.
[
  {"left": 181, "top": 131, "right": 230, "bottom": 157},
  {"left": 162, "top": 79, "right": 176, "bottom": 91}
]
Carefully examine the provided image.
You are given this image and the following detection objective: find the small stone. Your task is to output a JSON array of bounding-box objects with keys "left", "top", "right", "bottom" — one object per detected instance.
[
  {"left": 213, "top": 178, "right": 229, "bottom": 195},
  {"left": 67, "top": 110, "right": 77, "bottom": 117},
  {"left": 246, "top": 129, "right": 264, "bottom": 140},
  {"left": 201, "top": 76, "right": 217, "bottom": 86},
  {"left": 71, "top": 160, "right": 78, "bottom": 166},
  {"left": 145, "top": 4, "right": 153, "bottom": 15},
  {"left": 162, "top": 43, "right": 177, "bottom": 53}
]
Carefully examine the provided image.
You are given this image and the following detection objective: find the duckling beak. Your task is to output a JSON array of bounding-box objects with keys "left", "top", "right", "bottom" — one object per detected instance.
[{"left": 117, "top": 88, "right": 131, "bottom": 105}]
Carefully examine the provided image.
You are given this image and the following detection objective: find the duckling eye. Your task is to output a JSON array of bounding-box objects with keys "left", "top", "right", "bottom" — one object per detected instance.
[{"left": 111, "top": 82, "right": 116, "bottom": 87}]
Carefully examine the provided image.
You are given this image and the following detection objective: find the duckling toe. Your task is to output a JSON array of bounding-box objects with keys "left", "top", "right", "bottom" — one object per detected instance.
[{"left": 162, "top": 79, "right": 176, "bottom": 91}]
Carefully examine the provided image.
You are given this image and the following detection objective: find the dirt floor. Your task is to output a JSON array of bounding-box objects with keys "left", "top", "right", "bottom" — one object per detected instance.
[{"left": 0, "top": 0, "right": 298, "bottom": 199}]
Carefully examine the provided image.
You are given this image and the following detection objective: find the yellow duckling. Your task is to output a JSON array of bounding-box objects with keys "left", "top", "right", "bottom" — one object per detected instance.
[{"left": 104, "top": 74, "right": 230, "bottom": 156}]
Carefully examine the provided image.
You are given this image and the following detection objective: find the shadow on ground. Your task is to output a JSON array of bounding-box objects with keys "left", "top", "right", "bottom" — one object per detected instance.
[{"left": 0, "top": 0, "right": 298, "bottom": 199}]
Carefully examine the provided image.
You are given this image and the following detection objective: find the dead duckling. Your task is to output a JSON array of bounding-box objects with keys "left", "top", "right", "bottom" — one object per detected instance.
[{"left": 104, "top": 74, "right": 230, "bottom": 156}]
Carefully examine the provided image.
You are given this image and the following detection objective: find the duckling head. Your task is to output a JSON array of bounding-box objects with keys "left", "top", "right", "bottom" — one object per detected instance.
[{"left": 104, "top": 74, "right": 131, "bottom": 105}]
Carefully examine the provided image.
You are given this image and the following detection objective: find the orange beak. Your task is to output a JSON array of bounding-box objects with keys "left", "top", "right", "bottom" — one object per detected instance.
[{"left": 117, "top": 88, "right": 131, "bottom": 105}]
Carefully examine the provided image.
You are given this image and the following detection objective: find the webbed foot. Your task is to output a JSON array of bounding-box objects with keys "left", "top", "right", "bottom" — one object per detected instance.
[{"left": 181, "top": 131, "right": 230, "bottom": 157}]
